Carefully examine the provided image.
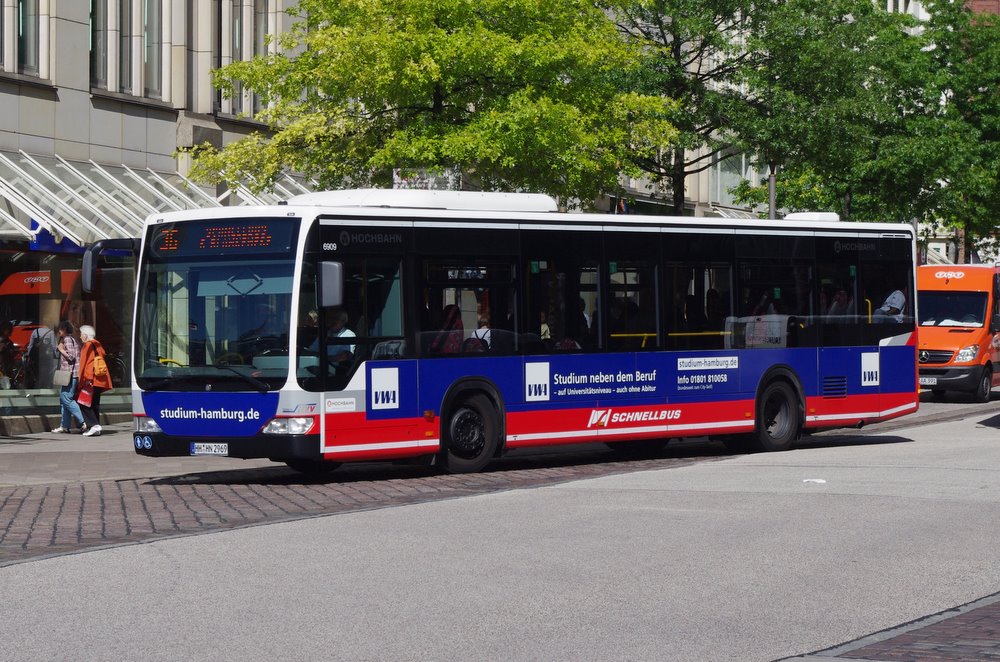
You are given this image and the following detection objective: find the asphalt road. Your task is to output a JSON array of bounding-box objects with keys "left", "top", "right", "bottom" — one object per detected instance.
[{"left": 2, "top": 392, "right": 1000, "bottom": 661}]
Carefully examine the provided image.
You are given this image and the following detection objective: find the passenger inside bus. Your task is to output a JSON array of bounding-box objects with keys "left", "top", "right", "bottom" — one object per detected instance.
[
  {"left": 430, "top": 304, "right": 464, "bottom": 354},
  {"left": 874, "top": 289, "right": 906, "bottom": 322},
  {"left": 309, "top": 306, "right": 356, "bottom": 371},
  {"left": 827, "top": 287, "right": 855, "bottom": 316}
]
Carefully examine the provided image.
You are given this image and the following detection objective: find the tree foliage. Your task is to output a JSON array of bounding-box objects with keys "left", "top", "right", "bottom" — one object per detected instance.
[
  {"left": 189, "top": 0, "right": 677, "bottom": 206},
  {"left": 599, "top": 0, "right": 769, "bottom": 213},
  {"left": 731, "top": 0, "right": 1000, "bottom": 246},
  {"left": 727, "top": 0, "right": 930, "bottom": 222}
]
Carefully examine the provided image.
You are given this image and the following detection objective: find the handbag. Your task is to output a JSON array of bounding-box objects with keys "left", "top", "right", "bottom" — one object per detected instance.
[
  {"left": 53, "top": 369, "right": 73, "bottom": 387},
  {"left": 76, "top": 379, "right": 94, "bottom": 407}
]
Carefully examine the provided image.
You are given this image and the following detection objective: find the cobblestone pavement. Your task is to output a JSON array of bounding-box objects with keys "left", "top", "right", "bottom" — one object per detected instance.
[
  {"left": 785, "top": 592, "right": 1000, "bottom": 661},
  {"left": 0, "top": 435, "right": 723, "bottom": 568}
]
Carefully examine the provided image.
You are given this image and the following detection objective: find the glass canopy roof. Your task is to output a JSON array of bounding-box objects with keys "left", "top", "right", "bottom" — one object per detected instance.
[{"left": 0, "top": 149, "right": 313, "bottom": 246}]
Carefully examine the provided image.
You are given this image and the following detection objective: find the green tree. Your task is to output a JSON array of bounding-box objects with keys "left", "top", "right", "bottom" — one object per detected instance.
[
  {"left": 731, "top": 0, "right": 927, "bottom": 222},
  {"left": 188, "top": 0, "right": 677, "bottom": 206},
  {"left": 732, "top": 0, "right": 1000, "bottom": 255},
  {"left": 915, "top": 0, "right": 1000, "bottom": 260},
  {"left": 601, "top": 0, "right": 770, "bottom": 214}
]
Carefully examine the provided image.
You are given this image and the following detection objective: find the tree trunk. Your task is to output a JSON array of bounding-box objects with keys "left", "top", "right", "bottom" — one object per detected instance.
[{"left": 671, "top": 147, "right": 685, "bottom": 215}]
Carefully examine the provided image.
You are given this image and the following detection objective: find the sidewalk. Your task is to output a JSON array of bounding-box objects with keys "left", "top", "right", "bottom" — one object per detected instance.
[{"left": 0, "top": 419, "right": 274, "bottom": 486}]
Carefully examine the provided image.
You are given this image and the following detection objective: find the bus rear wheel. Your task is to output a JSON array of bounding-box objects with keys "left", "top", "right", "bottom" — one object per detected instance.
[
  {"left": 284, "top": 459, "right": 341, "bottom": 476},
  {"left": 443, "top": 394, "right": 498, "bottom": 473},
  {"left": 754, "top": 381, "right": 800, "bottom": 452}
]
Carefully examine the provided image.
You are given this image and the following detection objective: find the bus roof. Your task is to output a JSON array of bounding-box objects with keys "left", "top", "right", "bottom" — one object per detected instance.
[
  {"left": 146, "top": 189, "right": 914, "bottom": 236},
  {"left": 284, "top": 188, "right": 560, "bottom": 213}
]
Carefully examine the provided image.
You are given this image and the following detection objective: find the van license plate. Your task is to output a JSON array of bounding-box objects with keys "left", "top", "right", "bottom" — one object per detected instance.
[
  {"left": 919, "top": 377, "right": 937, "bottom": 386},
  {"left": 190, "top": 442, "right": 228, "bottom": 456}
]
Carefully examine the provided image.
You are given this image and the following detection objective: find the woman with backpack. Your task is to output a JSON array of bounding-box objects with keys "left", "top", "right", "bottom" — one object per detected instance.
[
  {"left": 77, "top": 325, "right": 113, "bottom": 437},
  {"left": 52, "top": 320, "right": 86, "bottom": 434}
]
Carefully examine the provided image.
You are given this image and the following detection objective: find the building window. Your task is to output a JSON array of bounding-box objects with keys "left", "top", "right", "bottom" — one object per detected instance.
[
  {"left": 143, "top": 0, "right": 162, "bottom": 97},
  {"left": 119, "top": 0, "right": 133, "bottom": 93},
  {"left": 710, "top": 151, "right": 754, "bottom": 208},
  {"left": 90, "top": 0, "right": 108, "bottom": 88},
  {"left": 90, "top": 0, "right": 169, "bottom": 100},
  {"left": 220, "top": 0, "right": 272, "bottom": 117},
  {"left": 17, "top": 0, "right": 38, "bottom": 76}
]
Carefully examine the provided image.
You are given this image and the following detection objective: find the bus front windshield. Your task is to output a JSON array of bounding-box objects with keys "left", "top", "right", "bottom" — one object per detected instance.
[{"left": 135, "top": 218, "right": 299, "bottom": 392}]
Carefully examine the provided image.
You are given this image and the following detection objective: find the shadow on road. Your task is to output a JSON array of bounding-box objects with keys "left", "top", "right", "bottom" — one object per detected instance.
[
  {"left": 796, "top": 433, "right": 913, "bottom": 451},
  {"left": 143, "top": 432, "right": 915, "bottom": 488},
  {"left": 974, "top": 412, "right": 1000, "bottom": 429}
]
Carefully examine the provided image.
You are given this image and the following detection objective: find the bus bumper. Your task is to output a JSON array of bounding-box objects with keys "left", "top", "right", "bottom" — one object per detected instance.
[
  {"left": 918, "top": 366, "right": 981, "bottom": 392},
  {"left": 131, "top": 432, "right": 323, "bottom": 461}
]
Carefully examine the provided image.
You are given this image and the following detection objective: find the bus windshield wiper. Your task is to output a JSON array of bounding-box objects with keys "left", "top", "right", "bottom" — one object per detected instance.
[
  {"left": 139, "top": 373, "right": 198, "bottom": 392},
  {"left": 213, "top": 361, "right": 270, "bottom": 393}
]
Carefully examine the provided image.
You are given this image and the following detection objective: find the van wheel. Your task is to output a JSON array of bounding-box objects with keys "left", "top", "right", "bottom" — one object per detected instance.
[
  {"left": 974, "top": 366, "right": 993, "bottom": 403},
  {"left": 755, "top": 381, "right": 800, "bottom": 452},
  {"left": 443, "top": 394, "right": 498, "bottom": 473}
]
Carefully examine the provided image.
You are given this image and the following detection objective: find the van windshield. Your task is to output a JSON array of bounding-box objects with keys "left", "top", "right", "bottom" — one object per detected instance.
[{"left": 918, "top": 291, "right": 988, "bottom": 327}]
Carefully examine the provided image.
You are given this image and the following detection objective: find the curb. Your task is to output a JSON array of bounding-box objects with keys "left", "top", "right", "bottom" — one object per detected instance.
[{"left": 0, "top": 411, "right": 133, "bottom": 437}]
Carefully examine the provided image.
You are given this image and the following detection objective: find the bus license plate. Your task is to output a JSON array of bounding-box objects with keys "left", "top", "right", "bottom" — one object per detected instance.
[
  {"left": 190, "top": 442, "right": 228, "bottom": 456},
  {"left": 919, "top": 377, "right": 938, "bottom": 386}
]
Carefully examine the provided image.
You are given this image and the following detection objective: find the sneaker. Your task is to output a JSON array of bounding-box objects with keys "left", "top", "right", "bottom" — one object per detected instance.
[
  {"left": 82, "top": 425, "right": 102, "bottom": 437},
  {"left": 51, "top": 427, "right": 69, "bottom": 434}
]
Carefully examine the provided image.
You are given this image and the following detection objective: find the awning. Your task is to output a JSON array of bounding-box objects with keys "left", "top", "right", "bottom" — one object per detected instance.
[
  {"left": 0, "top": 149, "right": 314, "bottom": 246},
  {"left": 709, "top": 204, "right": 758, "bottom": 219}
]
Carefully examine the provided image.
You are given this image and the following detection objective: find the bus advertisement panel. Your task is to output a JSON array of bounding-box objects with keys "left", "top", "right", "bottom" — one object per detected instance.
[{"left": 103, "top": 189, "right": 918, "bottom": 475}]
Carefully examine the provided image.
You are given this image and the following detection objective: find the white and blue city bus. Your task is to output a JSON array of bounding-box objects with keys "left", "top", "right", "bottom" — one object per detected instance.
[{"left": 84, "top": 189, "right": 918, "bottom": 474}]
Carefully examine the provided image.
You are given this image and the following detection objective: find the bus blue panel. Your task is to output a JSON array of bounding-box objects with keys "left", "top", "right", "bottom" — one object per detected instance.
[
  {"left": 141, "top": 392, "right": 280, "bottom": 436},
  {"left": 409, "top": 356, "right": 524, "bottom": 416},
  {"left": 398, "top": 346, "right": 914, "bottom": 421},
  {"left": 817, "top": 345, "right": 916, "bottom": 396},
  {"left": 878, "top": 344, "right": 918, "bottom": 394}
]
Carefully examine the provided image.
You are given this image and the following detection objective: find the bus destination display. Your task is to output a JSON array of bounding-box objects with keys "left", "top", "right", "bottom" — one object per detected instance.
[{"left": 149, "top": 219, "right": 297, "bottom": 257}]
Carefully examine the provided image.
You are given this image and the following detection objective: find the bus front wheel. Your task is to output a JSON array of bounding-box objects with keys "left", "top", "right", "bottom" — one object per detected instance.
[
  {"left": 443, "top": 394, "right": 499, "bottom": 473},
  {"left": 754, "top": 381, "right": 800, "bottom": 452}
]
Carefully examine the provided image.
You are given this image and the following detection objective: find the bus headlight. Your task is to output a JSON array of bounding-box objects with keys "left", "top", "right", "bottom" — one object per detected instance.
[
  {"left": 956, "top": 344, "right": 979, "bottom": 363},
  {"left": 135, "top": 417, "right": 162, "bottom": 433},
  {"left": 262, "top": 417, "right": 316, "bottom": 435}
]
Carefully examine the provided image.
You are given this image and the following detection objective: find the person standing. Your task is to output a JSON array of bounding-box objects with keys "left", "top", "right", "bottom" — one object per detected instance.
[
  {"left": 52, "top": 321, "right": 86, "bottom": 433},
  {"left": 77, "top": 325, "right": 113, "bottom": 437},
  {"left": 24, "top": 324, "right": 57, "bottom": 388}
]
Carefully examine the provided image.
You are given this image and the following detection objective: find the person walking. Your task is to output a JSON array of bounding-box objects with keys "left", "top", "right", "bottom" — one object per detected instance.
[
  {"left": 77, "top": 325, "right": 113, "bottom": 437},
  {"left": 52, "top": 321, "right": 86, "bottom": 433}
]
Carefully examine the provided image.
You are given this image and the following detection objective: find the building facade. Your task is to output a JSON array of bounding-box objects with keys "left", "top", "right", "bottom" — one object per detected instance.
[{"left": 0, "top": 1, "right": 306, "bottom": 423}]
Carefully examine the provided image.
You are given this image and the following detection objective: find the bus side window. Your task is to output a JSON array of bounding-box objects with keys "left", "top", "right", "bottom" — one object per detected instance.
[
  {"left": 858, "top": 237, "right": 914, "bottom": 343},
  {"left": 418, "top": 259, "right": 515, "bottom": 357}
]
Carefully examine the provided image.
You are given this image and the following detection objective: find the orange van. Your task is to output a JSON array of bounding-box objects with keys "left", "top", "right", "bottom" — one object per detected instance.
[{"left": 917, "top": 265, "right": 1000, "bottom": 401}]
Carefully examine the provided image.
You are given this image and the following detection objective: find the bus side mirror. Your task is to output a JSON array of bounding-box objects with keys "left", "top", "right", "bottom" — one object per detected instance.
[
  {"left": 318, "top": 261, "right": 343, "bottom": 308},
  {"left": 992, "top": 314, "right": 1000, "bottom": 333},
  {"left": 82, "top": 238, "right": 140, "bottom": 294}
]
